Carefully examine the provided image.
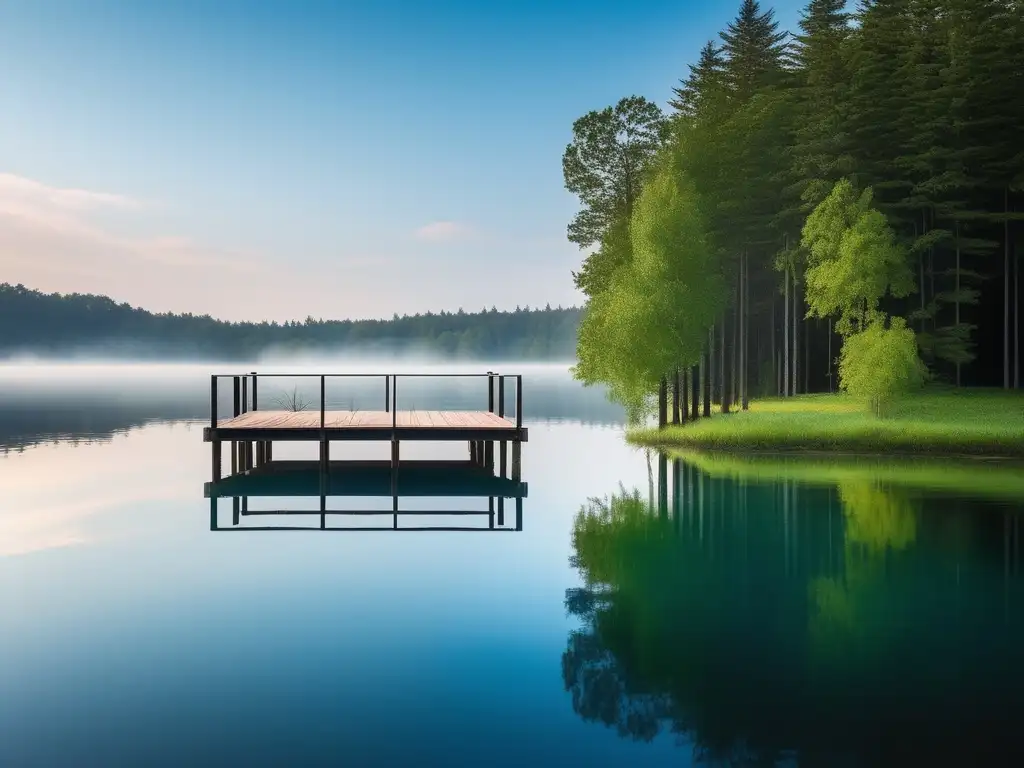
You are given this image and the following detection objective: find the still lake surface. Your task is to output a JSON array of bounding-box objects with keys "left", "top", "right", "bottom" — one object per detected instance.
[{"left": 2, "top": 361, "right": 1024, "bottom": 767}]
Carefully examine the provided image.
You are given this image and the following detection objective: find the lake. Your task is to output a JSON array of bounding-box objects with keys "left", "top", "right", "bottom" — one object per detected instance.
[{"left": 2, "top": 362, "right": 1024, "bottom": 767}]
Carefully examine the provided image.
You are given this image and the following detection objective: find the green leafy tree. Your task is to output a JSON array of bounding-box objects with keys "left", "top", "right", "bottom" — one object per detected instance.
[
  {"left": 562, "top": 96, "right": 667, "bottom": 297},
  {"left": 802, "top": 179, "right": 915, "bottom": 336},
  {"left": 838, "top": 316, "right": 928, "bottom": 416},
  {"left": 574, "top": 152, "right": 725, "bottom": 418}
]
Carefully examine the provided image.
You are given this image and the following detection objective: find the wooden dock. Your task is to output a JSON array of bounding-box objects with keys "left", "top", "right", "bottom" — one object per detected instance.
[{"left": 204, "top": 371, "right": 527, "bottom": 486}]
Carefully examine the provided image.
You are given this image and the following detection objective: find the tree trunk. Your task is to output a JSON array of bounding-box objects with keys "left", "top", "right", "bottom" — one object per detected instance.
[
  {"left": 682, "top": 366, "right": 689, "bottom": 423},
  {"left": 742, "top": 252, "right": 750, "bottom": 411},
  {"left": 956, "top": 220, "right": 961, "bottom": 387},
  {"left": 778, "top": 348, "right": 782, "bottom": 396},
  {"left": 703, "top": 337, "right": 712, "bottom": 418},
  {"left": 920, "top": 210, "right": 927, "bottom": 334},
  {"left": 732, "top": 277, "right": 739, "bottom": 407},
  {"left": 1006, "top": 188, "right": 1011, "bottom": 389},
  {"left": 792, "top": 273, "right": 799, "bottom": 397},
  {"left": 658, "top": 375, "right": 668, "bottom": 429},
  {"left": 827, "top": 318, "right": 833, "bottom": 393},
  {"left": 707, "top": 323, "right": 714, "bottom": 406},
  {"left": 672, "top": 367, "right": 681, "bottom": 425},
  {"left": 691, "top": 364, "right": 700, "bottom": 421},
  {"left": 721, "top": 312, "right": 730, "bottom": 413},
  {"left": 804, "top": 315, "right": 810, "bottom": 395},
  {"left": 771, "top": 290, "right": 778, "bottom": 395},
  {"left": 783, "top": 267, "right": 790, "bottom": 398},
  {"left": 1015, "top": 238, "right": 1020, "bottom": 389}
]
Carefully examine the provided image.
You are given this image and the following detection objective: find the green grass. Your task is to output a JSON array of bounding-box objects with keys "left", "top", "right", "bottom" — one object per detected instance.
[
  {"left": 628, "top": 387, "right": 1024, "bottom": 457},
  {"left": 668, "top": 449, "right": 1024, "bottom": 503}
]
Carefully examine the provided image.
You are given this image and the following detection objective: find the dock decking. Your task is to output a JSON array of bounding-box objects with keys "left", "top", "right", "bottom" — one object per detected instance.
[{"left": 207, "top": 408, "right": 525, "bottom": 441}]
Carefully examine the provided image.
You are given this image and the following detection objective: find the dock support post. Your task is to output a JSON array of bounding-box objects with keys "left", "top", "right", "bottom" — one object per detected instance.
[
  {"left": 511, "top": 440, "right": 521, "bottom": 482},
  {"left": 212, "top": 436, "right": 221, "bottom": 482},
  {"left": 210, "top": 375, "right": 221, "bottom": 482},
  {"left": 210, "top": 497, "right": 218, "bottom": 530},
  {"left": 515, "top": 496, "right": 523, "bottom": 531},
  {"left": 497, "top": 497, "right": 505, "bottom": 527}
]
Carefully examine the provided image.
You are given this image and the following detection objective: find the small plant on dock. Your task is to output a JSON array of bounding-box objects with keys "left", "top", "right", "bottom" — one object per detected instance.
[{"left": 274, "top": 386, "right": 313, "bottom": 412}]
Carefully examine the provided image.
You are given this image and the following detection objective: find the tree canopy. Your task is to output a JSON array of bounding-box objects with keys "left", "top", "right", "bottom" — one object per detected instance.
[{"left": 563, "top": 0, "right": 1022, "bottom": 411}]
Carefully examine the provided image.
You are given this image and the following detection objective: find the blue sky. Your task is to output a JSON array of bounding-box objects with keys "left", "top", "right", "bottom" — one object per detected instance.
[{"left": 0, "top": 0, "right": 806, "bottom": 321}]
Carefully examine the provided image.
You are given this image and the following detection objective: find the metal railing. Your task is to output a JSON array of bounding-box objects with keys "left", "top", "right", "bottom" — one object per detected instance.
[{"left": 209, "top": 371, "right": 524, "bottom": 431}]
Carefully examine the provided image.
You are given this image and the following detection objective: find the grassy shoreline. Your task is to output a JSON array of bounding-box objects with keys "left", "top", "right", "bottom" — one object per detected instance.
[{"left": 628, "top": 388, "right": 1024, "bottom": 458}]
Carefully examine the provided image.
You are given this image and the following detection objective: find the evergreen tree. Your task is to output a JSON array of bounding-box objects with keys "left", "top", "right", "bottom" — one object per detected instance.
[
  {"left": 669, "top": 41, "right": 727, "bottom": 122},
  {"left": 719, "top": 0, "right": 792, "bottom": 101},
  {"left": 790, "top": 0, "right": 853, "bottom": 210}
]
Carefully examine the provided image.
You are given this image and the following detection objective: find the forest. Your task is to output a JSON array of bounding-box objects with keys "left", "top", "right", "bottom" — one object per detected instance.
[
  {"left": 0, "top": 283, "right": 580, "bottom": 360},
  {"left": 564, "top": 0, "right": 1023, "bottom": 418}
]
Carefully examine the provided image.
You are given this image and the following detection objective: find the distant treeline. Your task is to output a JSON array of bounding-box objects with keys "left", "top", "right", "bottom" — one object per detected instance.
[{"left": 0, "top": 283, "right": 581, "bottom": 360}]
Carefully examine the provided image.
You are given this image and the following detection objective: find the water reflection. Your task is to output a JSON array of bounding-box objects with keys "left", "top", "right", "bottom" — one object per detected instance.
[
  {"left": 564, "top": 454, "right": 1024, "bottom": 767},
  {"left": 208, "top": 461, "right": 526, "bottom": 532}
]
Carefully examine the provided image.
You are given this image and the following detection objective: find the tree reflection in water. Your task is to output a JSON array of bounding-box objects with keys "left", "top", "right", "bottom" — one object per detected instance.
[{"left": 563, "top": 457, "right": 1024, "bottom": 767}]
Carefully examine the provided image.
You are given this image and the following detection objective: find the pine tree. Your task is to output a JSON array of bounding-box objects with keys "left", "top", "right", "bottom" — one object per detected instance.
[
  {"left": 790, "top": 0, "right": 854, "bottom": 211},
  {"left": 719, "top": 0, "right": 791, "bottom": 102},
  {"left": 669, "top": 41, "right": 727, "bottom": 122}
]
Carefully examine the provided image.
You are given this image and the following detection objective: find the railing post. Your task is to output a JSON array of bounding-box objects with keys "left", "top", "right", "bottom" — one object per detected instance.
[
  {"left": 210, "top": 376, "right": 221, "bottom": 482},
  {"left": 515, "top": 375, "right": 523, "bottom": 430},
  {"left": 210, "top": 375, "right": 218, "bottom": 429},
  {"left": 231, "top": 375, "right": 239, "bottom": 475},
  {"left": 385, "top": 375, "right": 390, "bottom": 413},
  {"left": 487, "top": 371, "right": 494, "bottom": 413},
  {"left": 251, "top": 371, "right": 258, "bottom": 411},
  {"left": 498, "top": 374, "right": 507, "bottom": 477},
  {"left": 320, "top": 374, "right": 327, "bottom": 482},
  {"left": 392, "top": 375, "right": 397, "bottom": 429},
  {"left": 241, "top": 376, "right": 248, "bottom": 414}
]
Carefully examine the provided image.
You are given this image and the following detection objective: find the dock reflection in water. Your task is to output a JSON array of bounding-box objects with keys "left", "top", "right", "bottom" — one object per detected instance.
[{"left": 206, "top": 460, "right": 526, "bottom": 532}]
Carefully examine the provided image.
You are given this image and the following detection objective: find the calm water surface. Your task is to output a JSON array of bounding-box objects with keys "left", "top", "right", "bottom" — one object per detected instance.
[{"left": 2, "top": 363, "right": 1023, "bottom": 767}]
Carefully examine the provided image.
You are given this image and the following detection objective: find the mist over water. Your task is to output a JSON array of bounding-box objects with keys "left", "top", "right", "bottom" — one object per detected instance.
[{"left": 0, "top": 359, "right": 623, "bottom": 453}]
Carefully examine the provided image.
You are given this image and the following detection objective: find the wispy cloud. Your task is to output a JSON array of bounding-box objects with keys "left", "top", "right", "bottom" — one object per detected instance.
[
  {"left": 0, "top": 172, "right": 143, "bottom": 212},
  {"left": 413, "top": 220, "right": 473, "bottom": 242},
  {"left": 0, "top": 172, "right": 260, "bottom": 272}
]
